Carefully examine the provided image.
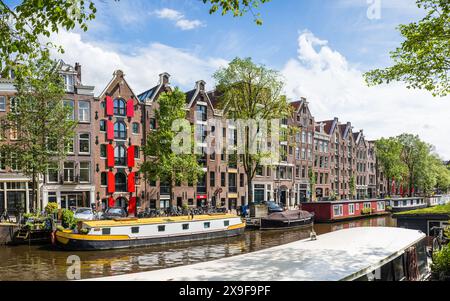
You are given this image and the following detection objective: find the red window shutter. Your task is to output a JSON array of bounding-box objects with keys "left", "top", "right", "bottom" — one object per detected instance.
[
  {"left": 108, "top": 196, "right": 115, "bottom": 208},
  {"left": 106, "top": 120, "right": 114, "bottom": 140},
  {"left": 107, "top": 172, "right": 115, "bottom": 193},
  {"left": 128, "top": 197, "right": 137, "bottom": 216},
  {"left": 128, "top": 172, "right": 135, "bottom": 193},
  {"left": 107, "top": 144, "right": 114, "bottom": 168},
  {"left": 126, "top": 99, "right": 134, "bottom": 118},
  {"left": 106, "top": 96, "right": 114, "bottom": 116},
  {"left": 127, "top": 145, "right": 135, "bottom": 168}
]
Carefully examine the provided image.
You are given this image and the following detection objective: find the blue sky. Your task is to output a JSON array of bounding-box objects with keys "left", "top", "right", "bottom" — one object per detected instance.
[{"left": 6, "top": 0, "right": 450, "bottom": 158}]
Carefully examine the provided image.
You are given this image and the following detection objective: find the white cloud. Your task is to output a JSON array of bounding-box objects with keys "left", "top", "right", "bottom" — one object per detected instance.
[
  {"left": 154, "top": 8, "right": 205, "bottom": 31},
  {"left": 282, "top": 30, "right": 450, "bottom": 159},
  {"left": 50, "top": 31, "right": 227, "bottom": 95}
]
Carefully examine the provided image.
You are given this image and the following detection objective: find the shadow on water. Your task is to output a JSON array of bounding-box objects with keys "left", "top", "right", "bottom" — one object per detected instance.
[{"left": 0, "top": 215, "right": 396, "bottom": 280}]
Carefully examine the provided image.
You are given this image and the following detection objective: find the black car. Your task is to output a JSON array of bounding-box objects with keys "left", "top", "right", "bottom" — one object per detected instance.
[
  {"left": 103, "top": 207, "right": 127, "bottom": 220},
  {"left": 266, "top": 201, "right": 284, "bottom": 213}
]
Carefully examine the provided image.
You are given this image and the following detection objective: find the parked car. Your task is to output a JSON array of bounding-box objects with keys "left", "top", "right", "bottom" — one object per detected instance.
[
  {"left": 102, "top": 207, "right": 127, "bottom": 220},
  {"left": 74, "top": 207, "right": 96, "bottom": 221},
  {"left": 265, "top": 201, "right": 284, "bottom": 213}
]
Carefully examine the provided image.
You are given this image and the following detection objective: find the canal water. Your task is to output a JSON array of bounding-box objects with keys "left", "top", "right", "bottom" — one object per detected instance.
[{"left": 0, "top": 215, "right": 396, "bottom": 280}]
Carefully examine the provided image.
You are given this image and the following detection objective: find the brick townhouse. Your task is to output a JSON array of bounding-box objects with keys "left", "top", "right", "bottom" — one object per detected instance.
[{"left": 0, "top": 62, "right": 390, "bottom": 214}]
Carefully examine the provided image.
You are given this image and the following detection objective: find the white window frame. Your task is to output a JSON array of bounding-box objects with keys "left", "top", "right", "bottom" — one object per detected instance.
[
  {"left": 0, "top": 96, "right": 5, "bottom": 111},
  {"left": 47, "top": 164, "right": 59, "bottom": 184},
  {"left": 377, "top": 201, "right": 385, "bottom": 211},
  {"left": 79, "top": 162, "right": 90, "bottom": 183},
  {"left": 63, "top": 162, "right": 75, "bottom": 183},
  {"left": 78, "top": 101, "right": 90, "bottom": 123},
  {"left": 79, "top": 133, "right": 90, "bottom": 155},
  {"left": 333, "top": 205, "right": 343, "bottom": 217},
  {"left": 364, "top": 202, "right": 371, "bottom": 209},
  {"left": 64, "top": 100, "right": 75, "bottom": 120},
  {"left": 348, "top": 203, "right": 355, "bottom": 215}
]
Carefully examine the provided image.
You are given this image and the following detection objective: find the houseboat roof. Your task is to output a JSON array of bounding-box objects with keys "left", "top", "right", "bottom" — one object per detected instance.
[
  {"left": 304, "top": 199, "right": 386, "bottom": 205},
  {"left": 88, "top": 227, "right": 425, "bottom": 281},
  {"left": 394, "top": 203, "right": 450, "bottom": 218},
  {"left": 83, "top": 214, "right": 238, "bottom": 228}
]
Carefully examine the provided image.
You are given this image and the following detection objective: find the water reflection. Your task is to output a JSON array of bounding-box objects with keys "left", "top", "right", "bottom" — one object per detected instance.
[{"left": 0, "top": 215, "right": 396, "bottom": 280}]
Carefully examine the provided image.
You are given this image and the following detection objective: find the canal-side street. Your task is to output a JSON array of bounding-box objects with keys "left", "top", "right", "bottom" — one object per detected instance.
[{"left": 0, "top": 216, "right": 395, "bottom": 281}]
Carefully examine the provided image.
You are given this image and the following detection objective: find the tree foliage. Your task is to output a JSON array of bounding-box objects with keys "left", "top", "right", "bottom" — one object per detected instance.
[
  {"left": 213, "top": 57, "right": 292, "bottom": 204},
  {"left": 202, "top": 0, "right": 270, "bottom": 25},
  {"left": 0, "top": 0, "right": 96, "bottom": 72},
  {"left": 0, "top": 53, "right": 77, "bottom": 210},
  {"left": 141, "top": 88, "right": 204, "bottom": 194},
  {"left": 364, "top": 0, "right": 450, "bottom": 97}
]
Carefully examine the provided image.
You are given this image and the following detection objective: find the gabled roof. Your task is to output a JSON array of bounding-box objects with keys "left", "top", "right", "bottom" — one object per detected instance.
[
  {"left": 98, "top": 70, "right": 139, "bottom": 100},
  {"left": 137, "top": 72, "right": 171, "bottom": 105},
  {"left": 318, "top": 118, "right": 339, "bottom": 136},
  {"left": 138, "top": 85, "right": 159, "bottom": 103},
  {"left": 185, "top": 89, "right": 196, "bottom": 104}
]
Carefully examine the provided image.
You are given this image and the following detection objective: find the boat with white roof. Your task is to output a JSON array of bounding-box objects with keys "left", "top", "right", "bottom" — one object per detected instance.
[{"left": 87, "top": 227, "right": 430, "bottom": 281}]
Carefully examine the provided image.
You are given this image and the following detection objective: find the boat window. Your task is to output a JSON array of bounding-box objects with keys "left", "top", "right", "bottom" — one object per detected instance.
[
  {"left": 416, "top": 239, "right": 428, "bottom": 277},
  {"left": 102, "top": 228, "right": 111, "bottom": 235},
  {"left": 131, "top": 227, "right": 139, "bottom": 234},
  {"left": 379, "top": 261, "right": 394, "bottom": 281},
  {"left": 182, "top": 224, "right": 189, "bottom": 230},
  {"left": 393, "top": 255, "right": 405, "bottom": 281},
  {"left": 158, "top": 225, "right": 165, "bottom": 232},
  {"left": 224, "top": 220, "right": 230, "bottom": 227},
  {"left": 204, "top": 222, "right": 211, "bottom": 229}
]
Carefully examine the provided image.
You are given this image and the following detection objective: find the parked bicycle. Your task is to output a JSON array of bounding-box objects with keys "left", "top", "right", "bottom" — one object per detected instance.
[{"left": 430, "top": 226, "right": 449, "bottom": 262}]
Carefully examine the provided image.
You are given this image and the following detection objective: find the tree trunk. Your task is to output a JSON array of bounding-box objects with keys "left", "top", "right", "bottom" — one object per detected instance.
[{"left": 246, "top": 173, "right": 253, "bottom": 206}]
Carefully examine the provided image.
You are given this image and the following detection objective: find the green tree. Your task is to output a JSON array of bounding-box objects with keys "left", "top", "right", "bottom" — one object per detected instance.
[
  {"left": 349, "top": 176, "right": 356, "bottom": 200},
  {"left": 375, "top": 137, "right": 408, "bottom": 187},
  {"left": 0, "top": 53, "right": 76, "bottom": 212},
  {"left": 308, "top": 168, "right": 316, "bottom": 202},
  {"left": 213, "top": 57, "right": 292, "bottom": 205},
  {"left": 364, "top": 0, "right": 450, "bottom": 97},
  {"left": 202, "top": 0, "right": 270, "bottom": 25},
  {"left": 141, "top": 88, "right": 204, "bottom": 207},
  {"left": 0, "top": 0, "right": 96, "bottom": 72}
]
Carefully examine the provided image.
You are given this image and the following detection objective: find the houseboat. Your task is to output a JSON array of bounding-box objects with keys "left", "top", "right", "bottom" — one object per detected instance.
[
  {"left": 388, "top": 197, "right": 428, "bottom": 213},
  {"left": 259, "top": 210, "right": 314, "bottom": 230},
  {"left": 90, "top": 227, "right": 429, "bottom": 281},
  {"left": 301, "top": 199, "right": 389, "bottom": 223},
  {"left": 55, "top": 214, "right": 245, "bottom": 251}
]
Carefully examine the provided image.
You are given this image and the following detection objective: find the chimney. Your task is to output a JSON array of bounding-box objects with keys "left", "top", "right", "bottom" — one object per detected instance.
[
  {"left": 75, "top": 63, "right": 81, "bottom": 85},
  {"left": 159, "top": 72, "right": 170, "bottom": 85}
]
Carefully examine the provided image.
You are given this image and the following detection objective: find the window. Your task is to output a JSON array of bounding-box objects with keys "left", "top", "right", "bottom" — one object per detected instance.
[
  {"left": 364, "top": 202, "right": 371, "bottom": 209},
  {"left": 101, "top": 172, "right": 107, "bottom": 186},
  {"left": 210, "top": 172, "right": 215, "bottom": 187},
  {"left": 240, "top": 174, "right": 244, "bottom": 187},
  {"left": 114, "top": 98, "right": 126, "bottom": 116},
  {"left": 64, "top": 100, "right": 75, "bottom": 120},
  {"left": 115, "top": 146, "right": 126, "bottom": 166},
  {"left": 47, "top": 164, "right": 59, "bottom": 183},
  {"left": 204, "top": 222, "right": 211, "bottom": 229},
  {"left": 79, "top": 162, "right": 90, "bottom": 183},
  {"left": 149, "top": 118, "right": 156, "bottom": 130},
  {"left": 115, "top": 172, "right": 127, "bottom": 192},
  {"left": 78, "top": 101, "right": 90, "bottom": 122},
  {"left": 66, "top": 138, "right": 74, "bottom": 154},
  {"left": 0, "top": 152, "right": 5, "bottom": 170},
  {"left": 79, "top": 133, "right": 90, "bottom": 154},
  {"left": 0, "top": 96, "right": 6, "bottom": 111},
  {"left": 196, "top": 105, "right": 207, "bottom": 122},
  {"left": 377, "top": 201, "right": 385, "bottom": 211},
  {"left": 100, "top": 120, "right": 106, "bottom": 132},
  {"left": 102, "top": 228, "right": 111, "bottom": 235},
  {"left": 333, "top": 205, "right": 343, "bottom": 217},
  {"left": 132, "top": 123, "right": 139, "bottom": 134},
  {"left": 158, "top": 225, "right": 165, "bottom": 232},
  {"left": 349, "top": 204, "right": 355, "bottom": 215},
  {"left": 221, "top": 172, "right": 226, "bottom": 187},
  {"left": 224, "top": 220, "right": 230, "bottom": 227},
  {"left": 114, "top": 121, "right": 127, "bottom": 140},
  {"left": 134, "top": 146, "right": 140, "bottom": 159},
  {"left": 131, "top": 227, "right": 140, "bottom": 234},
  {"left": 64, "top": 74, "right": 75, "bottom": 92},
  {"left": 100, "top": 144, "right": 107, "bottom": 158},
  {"left": 63, "top": 162, "right": 75, "bottom": 182},
  {"left": 182, "top": 224, "right": 189, "bottom": 230}
]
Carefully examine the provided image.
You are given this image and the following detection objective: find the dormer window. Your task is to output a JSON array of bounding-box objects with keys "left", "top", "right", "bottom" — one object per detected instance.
[
  {"left": 114, "top": 98, "right": 126, "bottom": 116},
  {"left": 64, "top": 74, "right": 75, "bottom": 92}
]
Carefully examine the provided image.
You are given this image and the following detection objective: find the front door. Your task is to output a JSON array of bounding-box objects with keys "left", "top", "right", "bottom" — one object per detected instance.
[{"left": 280, "top": 191, "right": 287, "bottom": 207}]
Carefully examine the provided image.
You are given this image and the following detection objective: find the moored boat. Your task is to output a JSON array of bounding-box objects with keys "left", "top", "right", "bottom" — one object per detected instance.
[
  {"left": 260, "top": 210, "right": 314, "bottom": 230},
  {"left": 389, "top": 197, "right": 428, "bottom": 212},
  {"left": 55, "top": 214, "right": 245, "bottom": 251}
]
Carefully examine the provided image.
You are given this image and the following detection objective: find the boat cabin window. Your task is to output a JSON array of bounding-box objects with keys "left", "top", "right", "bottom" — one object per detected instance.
[
  {"left": 182, "top": 224, "right": 189, "bottom": 230},
  {"left": 333, "top": 205, "right": 343, "bottom": 217},
  {"left": 393, "top": 255, "right": 405, "bottom": 281},
  {"left": 394, "top": 201, "right": 398, "bottom": 207},
  {"left": 224, "top": 220, "right": 230, "bottom": 227},
  {"left": 102, "top": 228, "right": 111, "bottom": 235},
  {"left": 131, "top": 227, "right": 139, "bottom": 234},
  {"left": 158, "top": 225, "right": 165, "bottom": 232},
  {"left": 204, "top": 222, "right": 211, "bottom": 229}
]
